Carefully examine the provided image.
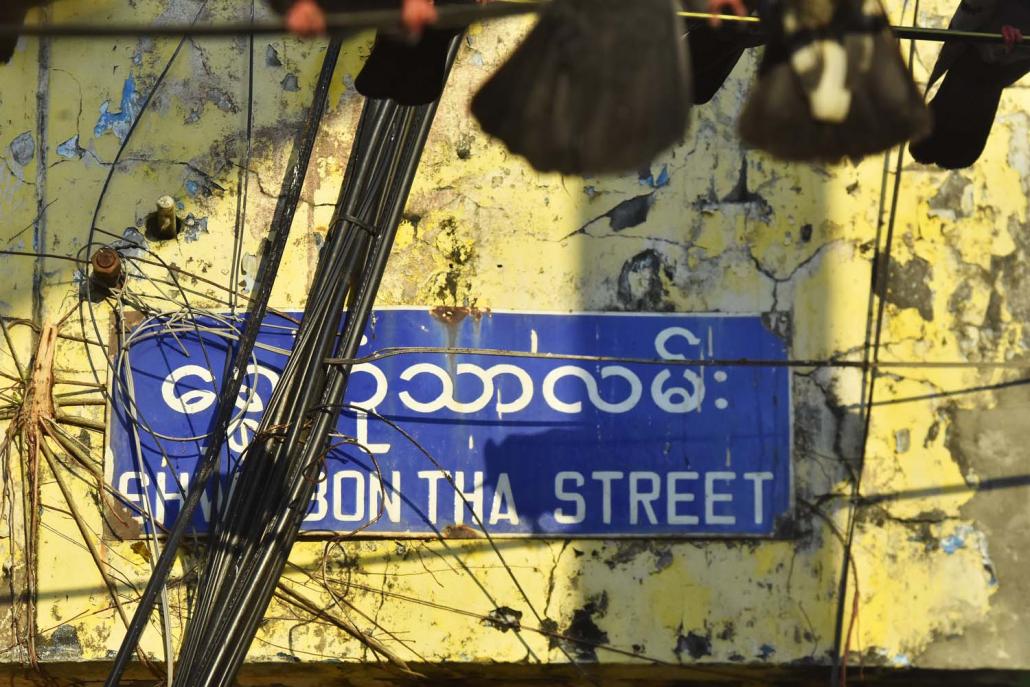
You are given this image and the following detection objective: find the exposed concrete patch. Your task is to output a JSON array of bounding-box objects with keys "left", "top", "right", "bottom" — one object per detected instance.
[
  {"left": 616, "top": 249, "right": 672, "bottom": 311},
  {"left": 928, "top": 172, "right": 974, "bottom": 222},
  {"left": 37, "top": 625, "right": 82, "bottom": 661},
  {"left": 564, "top": 192, "right": 657, "bottom": 238},
  {"left": 988, "top": 248, "right": 1030, "bottom": 350},
  {"left": 602, "top": 541, "right": 674, "bottom": 574},
  {"left": 9, "top": 133, "right": 34, "bottom": 167},
  {"left": 266, "top": 45, "right": 283, "bottom": 67},
  {"left": 483, "top": 606, "right": 522, "bottom": 633},
  {"left": 674, "top": 628, "right": 713, "bottom": 660},
  {"left": 916, "top": 387, "right": 1030, "bottom": 667},
  {"left": 874, "top": 255, "right": 934, "bottom": 321},
  {"left": 551, "top": 592, "right": 609, "bottom": 662},
  {"left": 281, "top": 74, "right": 300, "bottom": 92}
]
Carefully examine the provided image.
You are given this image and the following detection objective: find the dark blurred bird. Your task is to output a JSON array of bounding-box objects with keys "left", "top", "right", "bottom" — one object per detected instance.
[
  {"left": 271, "top": 0, "right": 473, "bottom": 105},
  {"left": 0, "top": 1, "right": 48, "bottom": 64},
  {"left": 687, "top": 0, "right": 764, "bottom": 104},
  {"left": 734, "top": 0, "right": 931, "bottom": 162},
  {"left": 909, "top": 0, "right": 1030, "bottom": 168},
  {"left": 470, "top": 0, "right": 691, "bottom": 175},
  {"left": 688, "top": 23, "right": 764, "bottom": 104}
]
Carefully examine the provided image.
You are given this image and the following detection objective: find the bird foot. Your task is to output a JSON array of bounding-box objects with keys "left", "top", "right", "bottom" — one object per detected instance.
[
  {"left": 1002, "top": 24, "right": 1023, "bottom": 52},
  {"left": 401, "top": 0, "right": 438, "bottom": 37},
  {"left": 707, "top": 0, "right": 747, "bottom": 26},
  {"left": 286, "top": 0, "right": 443, "bottom": 39},
  {"left": 286, "top": 0, "right": 327, "bottom": 36}
]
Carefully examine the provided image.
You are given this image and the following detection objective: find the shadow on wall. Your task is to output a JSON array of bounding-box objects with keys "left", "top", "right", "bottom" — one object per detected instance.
[
  {"left": 4, "top": 0, "right": 1027, "bottom": 677},
  {"left": 466, "top": 37, "right": 866, "bottom": 666}
]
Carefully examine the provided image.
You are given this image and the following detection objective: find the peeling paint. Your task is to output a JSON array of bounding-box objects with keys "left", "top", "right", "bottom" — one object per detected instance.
[
  {"left": 56, "top": 135, "right": 83, "bottom": 160},
  {"left": 0, "top": 0, "right": 1026, "bottom": 678},
  {"left": 281, "top": 74, "right": 300, "bottom": 92},
  {"left": 93, "top": 75, "right": 140, "bottom": 142},
  {"left": 8, "top": 132, "right": 34, "bottom": 166},
  {"left": 674, "top": 630, "right": 712, "bottom": 660},
  {"left": 557, "top": 593, "right": 609, "bottom": 662},
  {"left": 182, "top": 215, "right": 209, "bottom": 243}
]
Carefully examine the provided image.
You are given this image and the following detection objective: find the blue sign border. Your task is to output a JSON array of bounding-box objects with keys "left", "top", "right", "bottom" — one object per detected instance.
[{"left": 105, "top": 309, "right": 795, "bottom": 539}]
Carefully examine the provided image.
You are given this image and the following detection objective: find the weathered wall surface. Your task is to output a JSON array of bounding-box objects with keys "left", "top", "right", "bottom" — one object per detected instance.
[{"left": 0, "top": 0, "right": 1027, "bottom": 682}]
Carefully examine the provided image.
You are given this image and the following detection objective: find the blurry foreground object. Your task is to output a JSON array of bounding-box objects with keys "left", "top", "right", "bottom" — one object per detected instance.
[
  {"left": 1, "top": 1, "right": 48, "bottom": 63},
  {"left": 736, "top": 0, "right": 931, "bottom": 162},
  {"left": 272, "top": 0, "right": 472, "bottom": 105},
  {"left": 909, "top": 0, "right": 1030, "bottom": 168},
  {"left": 471, "top": 0, "right": 691, "bottom": 175},
  {"left": 688, "top": 0, "right": 764, "bottom": 103}
]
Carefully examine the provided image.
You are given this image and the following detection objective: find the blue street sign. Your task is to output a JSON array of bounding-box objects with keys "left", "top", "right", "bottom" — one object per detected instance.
[{"left": 107, "top": 309, "right": 792, "bottom": 538}]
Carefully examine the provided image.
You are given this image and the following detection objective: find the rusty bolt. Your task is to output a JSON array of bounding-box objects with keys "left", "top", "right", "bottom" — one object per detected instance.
[
  {"left": 152, "top": 195, "right": 179, "bottom": 239},
  {"left": 90, "top": 247, "right": 124, "bottom": 289}
]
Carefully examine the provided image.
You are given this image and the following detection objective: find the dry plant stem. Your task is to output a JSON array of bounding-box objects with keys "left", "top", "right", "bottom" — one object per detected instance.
[
  {"left": 55, "top": 398, "right": 106, "bottom": 408},
  {"left": 54, "top": 413, "right": 105, "bottom": 432},
  {"left": 44, "top": 420, "right": 133, "bottom": 532},
  {"left": 273, "top": 583, "right": 419, "bottom": 676},
  {"left": 0, "top": 431, "right": 23, "bottom": 664},
  {"left": 37, "top": 439, "right": 160, "bottom": 676},
  {"left": 13, "top": 321, "right": 58, "bottom": 666},
  {"left": 0, "top": 319, "right": 27, "bottom": 382},
  {"left": 0, "top": 319, "right": 135, "bottom": 673}
]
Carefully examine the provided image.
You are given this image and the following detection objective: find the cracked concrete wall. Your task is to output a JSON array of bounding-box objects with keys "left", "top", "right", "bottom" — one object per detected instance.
[{"left": 0, "top": 0, "right": 1027, "bottom": 680}]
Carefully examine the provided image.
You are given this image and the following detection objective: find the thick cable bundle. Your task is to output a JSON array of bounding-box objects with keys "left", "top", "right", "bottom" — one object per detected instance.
[
  {"left": 106, "top": 37, "right": 347, "bottom": 687},
  {"left": 169, "top": 37, "right": 462, "bottom": 687}
]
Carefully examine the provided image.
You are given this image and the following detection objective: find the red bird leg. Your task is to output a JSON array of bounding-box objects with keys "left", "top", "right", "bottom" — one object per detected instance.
[
  {"left": 1002, "top": 24, "right": 1023, "bottom": 52},
  {"left": 707, "top": 0, "right": 747, "bottom": 26},
  {"left": 401, "top": 0, "right": 438, "bottom": 36},
  {"left": 286, "top": 0, "right": 327, "bottom": 36}
]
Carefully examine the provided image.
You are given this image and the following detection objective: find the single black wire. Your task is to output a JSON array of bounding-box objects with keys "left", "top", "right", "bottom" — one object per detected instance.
[
  {"left": 327, "top": 345, "right": 1030, "bottom": 371},
  {"left": 104, "top": 37, "right": 345, "bottom": 687},
  {"left": 174, "top": 101, "right": 400, "bottom": 677},
  {"left": 0, "top": 4, "right": 1027, "bottom": 45},
  {"left": 829, "top": 2, "right": 920, "bottom": 681},
  {"left": 229, "top": 0, "right": 256, "bottom": 317},
  {"left": 182, "top": 99, "right": 415, "bottom": 686},
  {"left": 76, "top": 1, "right": 210, "bottom": 467},
  {"left": 0, "top": 3, "right": 536, "bottom": 38}
]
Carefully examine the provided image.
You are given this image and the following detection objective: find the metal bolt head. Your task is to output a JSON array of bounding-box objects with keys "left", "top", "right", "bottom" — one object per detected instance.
[
  {"left": 93, "top": 247, "right": 117, "bottom": 269},
  {"left": 91, "top": 247, "right": 124, "bottom": 288},
  {"left": 151, "top": 195, "right": 179, "bottom": 239}
]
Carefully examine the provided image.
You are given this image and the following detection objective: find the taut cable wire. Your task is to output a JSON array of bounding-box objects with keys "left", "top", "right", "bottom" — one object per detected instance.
[{"left": 0, "top": 2, "right": 1026, "bottom": 46}]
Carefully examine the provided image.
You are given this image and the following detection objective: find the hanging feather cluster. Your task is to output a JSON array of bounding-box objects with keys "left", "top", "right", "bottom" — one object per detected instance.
[
  {"left": 736, "top": 0, "right": 931, "bottom": 162},
  {"left": 469, "top": 0, "right": 932, "bottom": 171},
  {"left": 0, "top": 0, "right": 948, "bottom": 171},
  {"left": 471, "top": 0, "right": 692, "bottom": 175},
  {"left": 909, "top": 0, "right": 1030, "bottom": 168},
  {"left": 4, "top": 1, "right": 1023, "bottom": 170}
]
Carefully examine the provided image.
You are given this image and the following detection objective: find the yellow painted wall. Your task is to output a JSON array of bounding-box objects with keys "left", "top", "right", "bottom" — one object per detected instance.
[{"left": 0, "top": 0, "right": 1026, "bottom": 681}]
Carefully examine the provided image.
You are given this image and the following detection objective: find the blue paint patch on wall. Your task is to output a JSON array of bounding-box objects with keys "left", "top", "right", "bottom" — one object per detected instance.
[
  {"left": 941, "top": 532, "right": 966, "bottom": 554},
  {"left": 57, "top": 135, "right": 82, "bottom": 160},
  {"left": 94, "top": 76, "right": 140, "bottom": 142},
  {"left": 108, "top": 310, "right": 792, "bottom": 538},
  {"left": 639, "top": 165, "right": 670, "bottom": 190},
  {"left": 182, "top": 216, "right": 209, "bottom": 242}
]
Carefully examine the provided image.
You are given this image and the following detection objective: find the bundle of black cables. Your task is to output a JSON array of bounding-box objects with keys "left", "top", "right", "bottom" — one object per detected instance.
[
  {"left": 107, "top": 32, "right": 463, "bottom": 687},
  {"left": 175, "top": 52, "right": 460, "bottom": 687}
]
